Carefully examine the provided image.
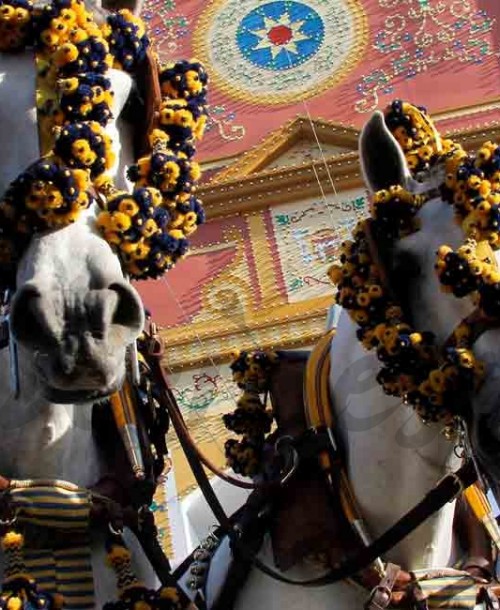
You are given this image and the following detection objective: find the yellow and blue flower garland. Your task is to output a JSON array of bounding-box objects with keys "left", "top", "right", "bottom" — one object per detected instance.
[
  {"left": 0, "top": 0, "right": 208, "bottom": 285},
  {"left": 329, "top": 100, "right": 500, "bottom": 428}
]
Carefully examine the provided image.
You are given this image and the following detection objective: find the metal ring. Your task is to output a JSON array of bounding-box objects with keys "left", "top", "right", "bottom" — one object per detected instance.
[
  {"left": 367, "top": 584, "right": 392, "bottom": 605},
  {"left": 108, "top": 521, "right": 124, "bottom": 536},
  {"left": 0, "top": 509, "right": 17, "bottom": 526},
  {"left": 274, "top": 435, "right": 294, "bottom": 453}
]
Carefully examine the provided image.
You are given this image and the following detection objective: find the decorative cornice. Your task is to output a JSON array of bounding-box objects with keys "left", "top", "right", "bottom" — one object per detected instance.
[
  {"left": 162, "top": 116, "right": 500, "bottom": 373},
  {"left": 160, "top": 305, "right": 330, "bottom": 371},
  {"left": 197, "top": 121, "right": 500, "bottom": 219},
  {"left": 199, "top": 151, "right": 363, "bottom": 219}
]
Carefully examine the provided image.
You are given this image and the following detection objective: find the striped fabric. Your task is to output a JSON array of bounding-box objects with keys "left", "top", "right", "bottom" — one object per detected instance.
[
  {"left": 414, "top": 571, "right": 485, "bottom": 609},
  {"left": 8, "top": 482, "right": 94, "bottom": 610},
  {"left": 9, "top": 484, "right": 90, "bottom": 530},
  {"left": 24, "top": 547, "right": 94, "bottom": 610}
]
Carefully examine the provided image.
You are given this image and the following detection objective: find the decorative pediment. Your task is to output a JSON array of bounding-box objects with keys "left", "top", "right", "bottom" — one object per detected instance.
[{"left": 214, "top": 116, "right": 360, "bottom": 182}]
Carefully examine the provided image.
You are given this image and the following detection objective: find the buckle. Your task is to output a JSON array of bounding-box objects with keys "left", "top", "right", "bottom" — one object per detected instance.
[{"left": 365, "top": 584, "right": 392, "bottom": 610}]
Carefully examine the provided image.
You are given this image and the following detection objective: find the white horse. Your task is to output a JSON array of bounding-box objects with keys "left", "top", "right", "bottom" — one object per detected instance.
[
  {"left": 187, "top": 109, "right": 500, "bottom": 610},
  {"left": 0, "top": 0, "right": 162, "bottom": 605}
]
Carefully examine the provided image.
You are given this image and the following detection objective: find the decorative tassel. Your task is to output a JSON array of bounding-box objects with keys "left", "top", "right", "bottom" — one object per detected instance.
[
  {"left": 104, "top": 536, "right": 182, "bottom": 610},
  {"left": 223, "top": 350, "right": 278, "bottom": 478},
  {"left": 0, "top": 530, "right": 63, "bottom": 609}
]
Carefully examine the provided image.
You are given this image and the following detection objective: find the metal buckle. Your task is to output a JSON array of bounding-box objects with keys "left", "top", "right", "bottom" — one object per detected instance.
[
  {"left": 434, "top": 471, "right": 464, "bottom": 503},
  {"left": 365, "top": 584, "right": 393, "bottom": 610}
]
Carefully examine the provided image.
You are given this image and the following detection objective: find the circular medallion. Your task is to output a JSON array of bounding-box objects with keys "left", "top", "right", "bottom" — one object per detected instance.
[
  {"left": 236, "top": 2, "right": 324, "bottom": 71},
  {"left": 194, "top": 0, "right": 367, "bottom": 105}
]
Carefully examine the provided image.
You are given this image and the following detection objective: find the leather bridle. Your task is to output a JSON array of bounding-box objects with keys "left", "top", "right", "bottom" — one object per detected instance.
[{"left": 141, "top": 323, "right": 481, "bottom": 589}]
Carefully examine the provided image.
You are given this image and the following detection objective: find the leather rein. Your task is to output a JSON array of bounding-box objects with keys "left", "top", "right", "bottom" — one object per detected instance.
[
  {"left": 141, "top": 325, "right": 480, "bottom": 589},
  {"left": 149, "top": 216, "right": 500, "bottom": 591}
]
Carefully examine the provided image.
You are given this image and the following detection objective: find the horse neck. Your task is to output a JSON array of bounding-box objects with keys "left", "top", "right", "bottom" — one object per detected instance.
[
  {"left": 330, "top": 312, "right": 459, "bottom": 571},
  {"left": 0, "top": 344, "right": 101, "bottom": 487},
  {"left": 0, "top": 49, "right": 134, "bottom": 488}
]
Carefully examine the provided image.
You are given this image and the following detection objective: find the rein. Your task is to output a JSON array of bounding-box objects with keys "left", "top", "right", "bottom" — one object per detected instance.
[{"left": 142, "top": 326, "right": 480, "bottom": 589}]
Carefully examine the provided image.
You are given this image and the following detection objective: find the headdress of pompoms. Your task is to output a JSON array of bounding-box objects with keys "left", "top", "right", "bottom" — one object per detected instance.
[
  {"left": 157, "top": 61, "right": 208, "bottom": 154},
  {"left": 57, "top": 74, "right": 114, "bottom": 126},
  {"left": 0, "top": 159, "right": 93, "bottom": 273},
  {"left": 329, "top": 222, "right": 485, "bottom": 426},
  {"left": 0, "top": 0, "right": 33, "bottom": 51},
  {"left": 54, "top": 121, "right": 114, "bottom": 177},
  {"left": 0, "top": 0, "right": 208, "bottom": 286},
  {"left": 383, "top": 102, "right": 500, "bottom": 318},
  {"left": 223, "top": 350, "right": 278, "bottom": 477},
  {"left": 0, "top": 530, "right": 64, "bottom": 609},
  {"left": 96, "top": 187, "right": 201, "bottom": 279},
  {"left": 103, "top": 9, "right": 149, "bottom": 73},
  {"left": 159, "top": 60, "right": 208, "bottom": 102},
  {"left": 371, "top": 185, "right": 426, "bottom": 240},
  {"left": 385, "top": 99, "right": 444, "bottom": 175},
  {"left": 104, "top": 535, "right": 182, "bottom": 610},
  {"left": 95, "top": 57, "right": 208, "bottom": 279},
  {"left": 326, "top": 100, "right": 500, "bottom": 428}
]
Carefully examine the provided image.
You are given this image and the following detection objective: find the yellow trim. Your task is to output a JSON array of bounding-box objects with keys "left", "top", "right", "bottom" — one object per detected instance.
[{"left": 304, "top": 328, "right": 336, "bottom": 429}]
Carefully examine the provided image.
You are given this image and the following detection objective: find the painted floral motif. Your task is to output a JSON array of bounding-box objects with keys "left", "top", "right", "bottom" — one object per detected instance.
[
  {"left": 355, "top": 0, "right": 498, "bottom": 112},
  {"left": 142, "top": 0, "right": 189, "bottom": 58},
  {"left": 272, "top": 191, "right": 368, "bottom": 301},
  {"left": 206, "top": 105, "right": 246, "bottom": 142},
  {"left": 171, "top": 371, "right": 237, "bottom": 411}
]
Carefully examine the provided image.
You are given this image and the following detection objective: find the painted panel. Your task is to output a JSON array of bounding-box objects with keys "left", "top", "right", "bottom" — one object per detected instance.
[{"left": 271, "top": 188, "right": 369, "bottom": 302}]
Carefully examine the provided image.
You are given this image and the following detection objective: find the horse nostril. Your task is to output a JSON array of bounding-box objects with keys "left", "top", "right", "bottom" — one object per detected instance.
[
  {"left": 10, "top": 283, "right": 58, "bottom": 348},
  {"left": 108, "top": 281, "right": 144, "bottom": 337}
]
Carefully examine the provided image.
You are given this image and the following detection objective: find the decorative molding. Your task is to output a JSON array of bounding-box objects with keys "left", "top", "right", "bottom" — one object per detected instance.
[
  {"left": 197, "top": 120, "right": 500, "bottom": 219},
  {"left": 160, "top": 115, "right": 500, "bottom": 372},
  {"left": 160, "top": 305, "right": 330, "bottom": 371},
  {"left": 215, "top": 115, "right": 360, "bottom": 182}
]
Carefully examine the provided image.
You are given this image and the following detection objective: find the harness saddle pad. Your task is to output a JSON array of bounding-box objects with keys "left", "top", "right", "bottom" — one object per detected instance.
[{"left": 9, "top": 483, "right": 94, "bottom": 610}]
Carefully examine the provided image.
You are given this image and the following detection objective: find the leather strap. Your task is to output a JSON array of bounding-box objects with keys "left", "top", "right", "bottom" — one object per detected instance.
[
  {"left": 478, "top": 587, "right": 500, "bottom": 610},
  {"left": 144, "top": 327, "right": 478, "bottom": 588},
  {"left": 241, "top": 461, "right": 476, "bottom": 587},
  {"left": 405, "top": 578, "right": 429, "bottom": 610},
  {"left": 365, "top": 562, "right": 401, "bottom": 610},
  {"left": 152, "top": 360, "right": 232, "bottom": 528},
  {"left": 145, "top": 335, "right": 258, "bottom": 491}
]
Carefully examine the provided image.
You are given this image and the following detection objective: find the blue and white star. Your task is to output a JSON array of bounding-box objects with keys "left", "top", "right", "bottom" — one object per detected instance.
[{"left": 237, "top": 1, "right": 325, "bottom": 71}]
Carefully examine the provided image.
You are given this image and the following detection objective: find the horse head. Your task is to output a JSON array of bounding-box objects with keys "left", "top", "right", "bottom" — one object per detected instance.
[
  {"left": 358, "top": 102, "right": 500, "bottom": 494},
  {"left": 2, "top": 0, "right": 148, "bottom": 404},
  {"left": 10, "top": 210, "right": 144, "bottom": 403}
]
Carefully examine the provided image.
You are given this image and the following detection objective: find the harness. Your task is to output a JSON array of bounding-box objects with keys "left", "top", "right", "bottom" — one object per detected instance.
[{"left": 173, "top": 103, "right": 500, "bottom": 607}]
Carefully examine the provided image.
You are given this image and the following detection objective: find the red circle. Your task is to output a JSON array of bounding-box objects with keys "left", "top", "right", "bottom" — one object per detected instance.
[{"left": 267, "top": 25, "right": 293, "bottom": 46}]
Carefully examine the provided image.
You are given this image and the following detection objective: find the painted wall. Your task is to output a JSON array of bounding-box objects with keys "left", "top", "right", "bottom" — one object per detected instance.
[{"left": 142, "top": 0, "right": 500, "bottom": 163}]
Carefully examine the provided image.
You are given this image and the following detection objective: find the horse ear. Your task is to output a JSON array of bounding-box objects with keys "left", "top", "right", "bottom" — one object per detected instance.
[
  {"left": 102, "top": 0, "right": 143, "bottom": 15},
  {"left": 359, "top": 110, "right": 410, "bottom": 193}
]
